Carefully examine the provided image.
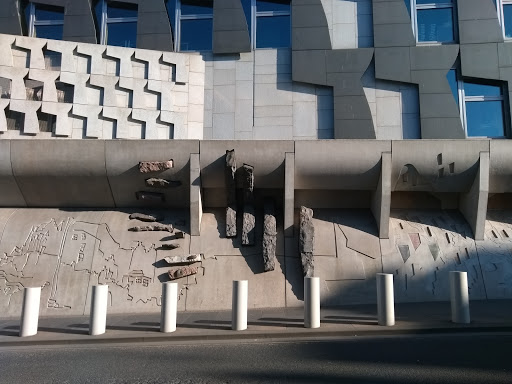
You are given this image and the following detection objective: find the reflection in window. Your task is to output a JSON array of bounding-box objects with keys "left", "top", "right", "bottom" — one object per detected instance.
[
  {"left": 447, "top": 69, "right": 507, "bottom": 137},
  {"left": 494, "top": 0, "right": 512, "bottom": 38},
  {"left": 26, "top": 3, "right": 64, "bottom": 40},
  {"left": 96, "top": 1, "right": 138, "bottom": 48},
  {"left": 167, "top": 0, "right": 213, "bottom": 52},
  {"left": 405, "top": 0, "right": 456, "bottom": 43}
]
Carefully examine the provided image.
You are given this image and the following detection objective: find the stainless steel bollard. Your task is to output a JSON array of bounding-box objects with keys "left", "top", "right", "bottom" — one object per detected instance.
[
  {"left": 232, "top": 280, "right": 248, "bottom": 331},
  {"left": 377, "top": 273, "right": 395, "bottom": 326},
  {"left": 19, "top": 287, "right": 41, "bottom": 337},
  {"left": 450, "top": 271, "right": 470, "bottom": 324},
  {"left": 160, "top": 282, "right": 178, "bottom": 333},
  {"left": 89, "top": 285, "right": 108, "bottom": 335},
  {"left": 304, "top": 277, "right": 320, "bottom": 328}
]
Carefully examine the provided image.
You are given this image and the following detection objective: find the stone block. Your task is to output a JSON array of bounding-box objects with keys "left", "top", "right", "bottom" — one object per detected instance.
[
  {"left": 9, "top": 99, "right": 41, "bottom": 134},
  {"left": 89, "top": 75, "right": 120, "bottom": 107},
  {"left": 134, "top": 48, "right": 162, "bottom": 80},
  {"left": 102, "top": 106, "right": 132, "bottom": 139},
  {"left": 59, "top": 72, "right": 91, "bottom": 104},
  {"left": 46, "top": 40, "right": 77, "bottom": 72},
  {"left": 76, "top": 44, "right": 106, "bottom": 75},
  {"left": 131, "top": 108, "right": 160, "bottom": 139},
  {"left": 28, "top": 69, "right": 60, "bottom": 102},
  {"left": 41, "top": 101, "right": 73, "bottom": 136},
  {"left": 118, "top": 77, "right": 149, "bottom": 109},
  {"left": 0, "top": 34, "right": 15, "bottom": 67},
  {"left": 299, "top": 206, "right": 314, "bottom": 277},
  {"left": 0, "top": 99, "right": 9, "bottom": 132},
  {"left": 15, "top": 36, "right": 46, "bottom": 69},
  {"left": 105, "top": 46, "right": 135, "bottom": 78},
  {"left": 72, "top": 104, "right": 103, "bottom": 138},
  {"left": 0, "top": 66, "right": 28, "bottom": 100},
  {"left": 213, "top": 85, "right": 236, "bottom": 113}
]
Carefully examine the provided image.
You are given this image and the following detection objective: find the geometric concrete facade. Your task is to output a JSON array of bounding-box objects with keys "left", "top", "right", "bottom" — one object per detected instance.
[{"left": 2, "top": 1, "right": 512, "bottom": 316}]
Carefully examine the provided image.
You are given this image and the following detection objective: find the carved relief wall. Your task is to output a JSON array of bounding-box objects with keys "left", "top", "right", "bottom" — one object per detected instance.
[{"left": 0, "top": 34, "right": 205, "bottom": 139}]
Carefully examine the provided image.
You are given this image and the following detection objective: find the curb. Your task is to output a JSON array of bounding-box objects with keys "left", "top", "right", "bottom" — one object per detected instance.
[{"left": 2, "top": 325, "right": 512, "bottom": 348}]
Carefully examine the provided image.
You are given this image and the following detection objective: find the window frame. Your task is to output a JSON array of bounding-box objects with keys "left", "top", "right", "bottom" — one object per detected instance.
[
  {"left": 495, "top": 0, "right": 512, "bottom": 39},
  {"left": 449, "top": 68, "right": 508, "bottom": 138},
  {"left": 26, "top": 2, "right": 65, "bottom": 39},
  {"left": 173, "top": 0, "right": 214, "bottom": 52},
  {"left": 252, "top": 0, "right": 291, "bottom": 49},
  {"left": 97, "top": 0, "right": 138, "bottom": 47},
  {"left": 407, "top": 0, "right": 458, "bottom": 44}
]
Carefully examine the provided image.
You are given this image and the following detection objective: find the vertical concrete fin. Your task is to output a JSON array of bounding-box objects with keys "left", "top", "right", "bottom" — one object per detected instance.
[
  {"left": 284, "top": 152, "right": 295, "bottom": 238},
  {"left": 190, "top": 153, "right": 202, "bottom": 236},
  {"left": 371, "top": 151, "right": 391, "bottom": 239},
  {"left": 459, "top": 152, "right": 489, "bottom": 240}
]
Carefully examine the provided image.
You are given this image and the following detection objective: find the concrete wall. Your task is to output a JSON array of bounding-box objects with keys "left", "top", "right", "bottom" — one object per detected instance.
[{"left": 1, "top": 207, "right": 512, "bottom": 318}]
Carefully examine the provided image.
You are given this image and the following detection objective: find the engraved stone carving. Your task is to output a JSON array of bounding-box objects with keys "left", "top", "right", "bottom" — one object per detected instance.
[
  {"left": 129, "top": 224, "right": 174, "bottom": 233},
  {"left": 128, "top": 213, "right": 164, "bottom": 222},
  {"left": 241, "top": 164, "right": 255, "bottom": 246},
  {"left": 225, "top": 149, "right": 237, "bottom": 238},
  {"left": 158, "top": 243, "right": 180, "bottom": 250},
  {"left": 135, "top": 191, "right": 165, "bottom": 202},
  {"left": 139, "top": 160, "right": 174, "bottom": 173},
  {"left": 164, "top": 254, "right": 202, "bottom": 265},
  {"left": 299, "top": 206, "right": 315, "bottom": 277},
  {"left": 145, "top": 178, "right": 182, "bottom": 188},
  {"left": 168, "top": 266, "right": 198, "bottom": 280},
  {"left": 262, "top": 199, "right": 277, "bottom": 272}
]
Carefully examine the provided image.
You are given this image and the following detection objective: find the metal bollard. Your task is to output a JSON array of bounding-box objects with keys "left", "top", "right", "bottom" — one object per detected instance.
[
  {"left": 160, "top": 282, "right": 178, "bottom": 333},
  {"left": 19, "top": 287, "right": 41, "bottom": 337},
  {"left": 377, "top": 273, "right": 395, "bottom": 326},
  {"left": 232, "top": 280, "right": 248, "bottom": 331},
  {"left": 89, "top": 285, "right": 108, "bottom": 335},
  {"left": 450, "top": 271, "right": 470, "bottom": 324},
  {"left": 304, "top": 277, "right": 320, "bottom": 328}
]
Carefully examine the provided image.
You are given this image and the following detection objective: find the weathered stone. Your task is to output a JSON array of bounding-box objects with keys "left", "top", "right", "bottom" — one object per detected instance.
[
  {"left": 242, "top": 205, "right": 255, "bottom": 246},
  {"left": 262, "top": 199, "right": 277, "bottom": 272},
  {"left": 158, "top": 243, "right": 180, "bottom": 250},
  {"left": 129, "top": 224, "right": 174, "bottom": 233},
  {"left": 145, "top": 178, "right": 182, "bottom": 188},
  {"left": 138, "top": 160, "right": 174, "bottom": 173},
  {"left": 226, "top": 206, "right": 237, "bottom": 238},
  {"left": 225, "top": 149, "right": 237, "bottom": 238},
  {"left": 299, "top": 206, "right": 315, "bottom": 277},
  {"left": 173, "top": 231, "right": 185, "bottom": 239},
  {"left": 129, "top": 213, "right": 164, "bottom": 222},
  {"left": 241, "top": 163, "right": 254, "bottom": 202},
  {"left": 164, "top": 254, "right": 202, "bottom": 265},
  {"left": 168, "top": 266, "right": 198, "bottom": 280},
  {"left": 135, "top": 191, "right": 165, "bottom": 202}
]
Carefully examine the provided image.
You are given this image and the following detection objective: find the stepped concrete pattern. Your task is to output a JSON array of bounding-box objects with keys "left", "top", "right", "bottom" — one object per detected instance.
[{"left": 1, "top": 208, "right": 512, "bottom": 318}]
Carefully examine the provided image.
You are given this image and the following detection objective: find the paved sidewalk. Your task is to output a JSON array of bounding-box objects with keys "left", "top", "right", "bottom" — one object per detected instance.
[{"left": 1, "top": 300, "right": 511, "bottom": 347}]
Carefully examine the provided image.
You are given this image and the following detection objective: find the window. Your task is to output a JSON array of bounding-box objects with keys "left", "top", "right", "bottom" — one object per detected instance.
[
  {"left": 405, "top": 0, "right": 457, "bottom": 43},
  {"left": 495, "top": 0, "right": 512, "bottom": 38},
  {"left": 250, "top": 0, "right": 291, "bottom": 49},
  {"left": 26, "top": 3, "right": 64, "bottom": 40},
  {"left": 447, "top": 69, "right": 508, "bottom": 138},
  {"left": 168, "top": 0, "right": 213, "bottom": 52},
  {"left": 96, "top": 1, "right": 138, "bottom": 48}
]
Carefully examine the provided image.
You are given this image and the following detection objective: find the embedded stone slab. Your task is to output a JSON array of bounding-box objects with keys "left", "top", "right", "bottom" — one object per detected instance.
[
  {"left": 263, "top": 199, "right": 277, "bottom": 272},
  {"left": 242, "top": 205, "right": 256, "bottom": 246},
  {"left": 128, "top": 224, "right": 174, "bottom": 233},
  {"left": 15, "top": 36, "right": 46, "bottom": 69},
  {"left": 168, "top": 266, "right": 198, "bottom": 280},
  {"left": 300, "top": 206, "right": 315, "bottom": 277},
  {"left": 139, "top": 160, "right": 174, "bottom": 173},
  {"left": 242, "top": 163, "right": 255, "bottom": 201},
  {"left": 145, "top": 178, "right": 182, "bottom": 188},
  {"left": 135, "top": 191, "right": 165, "bottom": 202},
  {"left": 9, "top": 99, "right": 41, "bottom": 134},
  {"left": 46, "top": 40, "right": 77, "bottom": 73},
  {"left": 0, "top": 67, "right": 29, "bottom": 100},
  {"left": 128, "top": 213, "right": 164, "bottom": 222},
  {"left": 158, "top": 243, "right": 180, "bottom": 250},
  {"left": 164, "top": 254, "right": 202, "bottom": 266},
  {"left": 225, "top": 149, "right": 237, "bottom": 238}
]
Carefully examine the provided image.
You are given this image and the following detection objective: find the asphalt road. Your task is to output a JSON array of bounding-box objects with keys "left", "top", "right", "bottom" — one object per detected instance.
[{"left": 1, "top": 333, "right": 511, "bottom": 384}]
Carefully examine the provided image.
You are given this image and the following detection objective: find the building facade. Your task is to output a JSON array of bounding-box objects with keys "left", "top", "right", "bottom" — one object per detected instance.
[{"left": 0, "top": 0, "right": 512, "bottom": 316}]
